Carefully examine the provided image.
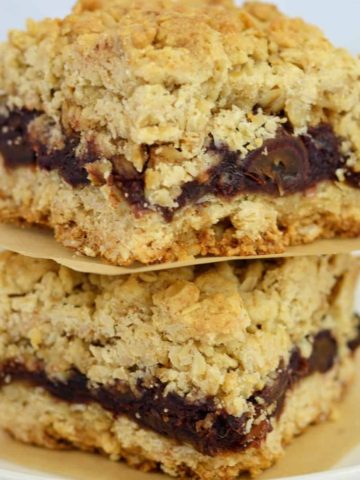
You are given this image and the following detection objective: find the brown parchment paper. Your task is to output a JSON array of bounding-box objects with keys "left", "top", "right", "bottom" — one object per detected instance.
[
  {"left": 1, "top": 359, "right": 360, "bottom": 480},
  {"left": 0, "top": 223, "right": 360, "bottom": 276}
]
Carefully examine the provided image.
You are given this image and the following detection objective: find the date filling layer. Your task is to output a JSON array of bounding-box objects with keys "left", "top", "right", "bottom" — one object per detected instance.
[
  {"left": 0, "top": 109, "right": 360, "bottom": 220},
  {"left": 1, "top": 330, "right": 356, "bottom": 456}
]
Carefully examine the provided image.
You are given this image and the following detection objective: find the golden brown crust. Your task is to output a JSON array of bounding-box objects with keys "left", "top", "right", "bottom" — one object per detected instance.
[{"left": 1, "top": 161, "right": 360, "bottom": 265}]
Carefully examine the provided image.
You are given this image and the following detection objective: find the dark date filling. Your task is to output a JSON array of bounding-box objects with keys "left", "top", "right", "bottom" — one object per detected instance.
[
  {"left": 0, "top": 330, "right": 352, "bottom": 456},
  {"left": 0, "top": 109, "right": 359, "bottom": 221}
]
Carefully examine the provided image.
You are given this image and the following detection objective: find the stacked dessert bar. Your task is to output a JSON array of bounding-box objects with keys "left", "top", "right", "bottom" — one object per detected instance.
[
  {"left": 0, "top": 253, "right": 359, "bottom": 478},
  {"left": 0, "top": 1, "right": 359, "bottom": 479}
]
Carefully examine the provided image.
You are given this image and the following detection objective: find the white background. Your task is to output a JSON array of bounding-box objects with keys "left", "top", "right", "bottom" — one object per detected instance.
[{"left": 1, "top": 0, "right": 360, "bottom": 53}]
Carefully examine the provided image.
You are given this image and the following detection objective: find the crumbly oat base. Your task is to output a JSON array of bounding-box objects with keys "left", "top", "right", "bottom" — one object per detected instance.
[
  {"left": 0, "top": 359, "right": 354, "bottom": 479},
  {"left": 0, "top": 163, "right": 360, "bottom": 265}
]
